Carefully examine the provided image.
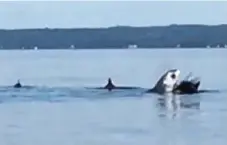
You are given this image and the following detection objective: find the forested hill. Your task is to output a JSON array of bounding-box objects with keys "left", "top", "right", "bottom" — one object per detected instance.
[{"left": 0, "top": 24, "right": 227, "bottom": 49}]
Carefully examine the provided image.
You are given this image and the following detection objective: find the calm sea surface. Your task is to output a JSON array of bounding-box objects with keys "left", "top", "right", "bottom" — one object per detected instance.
[{"left": 0, "top": 49, "right": 226, "bottom": 145}]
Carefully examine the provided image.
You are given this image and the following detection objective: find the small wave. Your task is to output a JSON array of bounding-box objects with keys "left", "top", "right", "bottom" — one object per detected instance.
[
  {"left": 0, "top": 86, "right": 146, "bottom": 103},
  {"left": 0, "top": 85, "right": 223, "bottom": 104}
]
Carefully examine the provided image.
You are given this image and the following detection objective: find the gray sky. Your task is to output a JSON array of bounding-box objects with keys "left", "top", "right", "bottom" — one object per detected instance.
[{"left": 0, "top": 1, "right": 227, "bottom": 29}]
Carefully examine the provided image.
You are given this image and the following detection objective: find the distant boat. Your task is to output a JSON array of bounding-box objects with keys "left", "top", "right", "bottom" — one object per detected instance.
[
  {"left": 70, "top": 45, "right": 76, "bottom": 49},
  {"left": 128, "top": 44, "right": 138, "bottom": 49},
  {"left": 176, "top": 44, "right": 181, "bottom": 48},
  {"left": 206, "top": 45, "right": 211, "bottom": 48},
  {"left": 34, "top": 46, "right": 38, "bottom": 50}
]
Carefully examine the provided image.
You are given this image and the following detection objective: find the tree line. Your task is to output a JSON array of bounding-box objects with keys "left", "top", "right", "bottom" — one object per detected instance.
[{"left": 0, "top": 24, "right": 227, "bottom": 49}]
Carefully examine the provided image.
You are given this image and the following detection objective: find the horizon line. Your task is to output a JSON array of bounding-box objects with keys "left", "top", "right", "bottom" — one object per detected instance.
[{"left": 1, "top": 24, "right": 227, "bottom": 30}]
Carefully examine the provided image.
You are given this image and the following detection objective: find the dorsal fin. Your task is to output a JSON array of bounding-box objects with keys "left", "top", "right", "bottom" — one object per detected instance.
[
  {"left": 14, "top": 79, "right": 22, "bottom": 88},
  {"left": 108, "top": 78, "right": 112, "bottom": 84},
  {"left": 104, "top": 78, "right": 115, "bottom": 91}
]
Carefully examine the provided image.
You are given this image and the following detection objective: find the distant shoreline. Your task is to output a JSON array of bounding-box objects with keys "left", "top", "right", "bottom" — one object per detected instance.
[
  {"left": 0, "top": 47, "right": 226, "bottom": 51},
  {"left": 1, "top": 24, "right": 226, "bottom": 31},
  {"left": 1, "top": 24, "right": 227, "bottom": 49}
]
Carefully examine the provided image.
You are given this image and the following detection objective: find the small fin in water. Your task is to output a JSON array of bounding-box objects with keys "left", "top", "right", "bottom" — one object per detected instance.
[
  {"left": 14, "top": 79, "right": 22, "bottom": 88},
  {"left": 104, "top": 78, "right": 115, "bottom": 91}
]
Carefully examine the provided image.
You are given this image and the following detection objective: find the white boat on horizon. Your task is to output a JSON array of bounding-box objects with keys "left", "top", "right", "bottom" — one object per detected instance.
[
  {"left": 127, "top": 44, "right": 138, "bottom": 49},
  {"left": 34, "top": 46, "right": 38, "bottom": 50}
]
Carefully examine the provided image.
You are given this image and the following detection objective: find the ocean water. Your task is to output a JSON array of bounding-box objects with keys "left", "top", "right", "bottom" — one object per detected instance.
[{"left": 0, "top": 48, "right": 226, "bottom": 145}]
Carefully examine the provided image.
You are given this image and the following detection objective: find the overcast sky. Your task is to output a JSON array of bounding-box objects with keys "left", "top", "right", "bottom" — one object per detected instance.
[{"left": 0, "top": 1, "right": 227, "bottom": 29}]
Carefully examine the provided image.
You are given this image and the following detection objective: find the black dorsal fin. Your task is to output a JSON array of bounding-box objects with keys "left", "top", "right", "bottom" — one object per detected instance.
[
  {"left": 14, "top": 79, "right": 22, "bottom": 88},
  {"left": 104, "top": 78, "right": 115, "bottom": 91}
]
